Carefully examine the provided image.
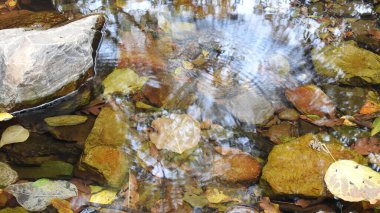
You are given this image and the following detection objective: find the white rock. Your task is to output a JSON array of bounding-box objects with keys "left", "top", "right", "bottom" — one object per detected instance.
[{"left": 0, "top": 15, "right": 101, "bottom": 111}]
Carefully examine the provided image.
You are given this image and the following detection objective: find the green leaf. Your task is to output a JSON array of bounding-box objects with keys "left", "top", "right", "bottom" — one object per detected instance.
[
  {"left": 306, "top": 114, "right": 322, "bottom": 120},
  {"left": 371, "top": 117, "right": 380, "bottom": 136}
]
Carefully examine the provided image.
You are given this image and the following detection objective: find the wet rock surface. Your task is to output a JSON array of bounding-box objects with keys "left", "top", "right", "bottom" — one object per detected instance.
[
  {"left": 0, "top": 15, "right": 104, "bottom": 111},
  {"left": 262, "top": 133, "right": 366, "bottom": 197}
]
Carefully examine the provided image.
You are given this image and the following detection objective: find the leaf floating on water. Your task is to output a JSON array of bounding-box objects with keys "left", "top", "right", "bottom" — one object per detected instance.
[
  {"left": 0, "top": 125, "right": 29, "bottom": 148},
  {"left": 324, "top": 160, "right": 380, "bottom": 204},
  {"left": 103, "top": 68, "right": 148, "bottom": 95},
  {"left": 89, "top": 189, "right": 117, "bottom": 205},
  {"left": 372, "top": 117, "right": 380, "bottom": 136},
  {"left": 0, "top": 162, "right": 18, "bottom": 187},
  {"left": 51, "top": 198, "right": 73, "bottom": 213},
  {"left": 0, "top": 113, "right": 13, "bottom": 122},
  {"left": 149, "top": 114, "right": 201, "bottom": 154},
  {"left": 44, "top": 115, "right": 88, "bottom": 127},
  {"left": 5, "top": 179, "right": 78, "bottom": 211},
  {"left": 182, "top": 61, "right": 194, "bottom": 70}
]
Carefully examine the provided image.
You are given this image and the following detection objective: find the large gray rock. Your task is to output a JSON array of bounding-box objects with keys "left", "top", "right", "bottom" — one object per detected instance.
[{"left": 0, "top": 15, "right": 103, "bottom": 111}]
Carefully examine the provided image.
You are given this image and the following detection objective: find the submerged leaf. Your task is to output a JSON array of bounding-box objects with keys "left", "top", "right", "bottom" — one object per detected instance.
[
  {"left": 324, "top": 160, "right": 380, "bottom": 204},
  {"left": 360, "top": 100, "right": 380, "bottom": 115},
  {"left": 0, "top": 125, "right": 29, "bottom": 148},
  {"left": 149, "top": 114, "right": 201, "bottom": 154},
  {"left": 259, "top": 197, "right": 281, "bottom": 213},
  {"left": 89, "top": 189, "right": 117, "bottom": 205},
  {"left": 0, "top": 162, "right": 18, "bottom": 187},
  {"left": 103, "top": 68, "right": 148, "bottom": 95},
  {"left": 119, "top": 173, "right": 139, "bottom": 209},
  {"left": 44, "top": 115, "right": 88, "bottom": 127},
  {"left": 0, "top": 113, "right": 13, "bottom": 122},
  {"left": 205, "top": 188, "right": 241, "bottom": 204},
  {"left": 5, "top": 179, "right": 78, "bottom": 211},
  {"left": 372, "top": 117, "right": 380, "bottom": 136},
  {"left": 51, "top": 198, "right": 73, "bottom": 213}
]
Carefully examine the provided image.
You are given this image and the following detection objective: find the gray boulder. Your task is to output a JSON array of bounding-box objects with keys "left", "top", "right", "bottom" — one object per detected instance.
[{"left": 0, "top": 15, "right": 103, "bottom": 111}]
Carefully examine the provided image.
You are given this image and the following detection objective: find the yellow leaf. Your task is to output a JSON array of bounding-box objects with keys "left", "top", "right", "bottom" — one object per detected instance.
[
  {"left": 202, "top": 50, "right": 209, "bottom": 57},
  {"left": 325, "top": 160, "right": 380, "bottom": 204},
  {"left": 205, "top": 188, "right": 241, "bottom": 204},
  {"left": 51, "top": 198, "right": 73, "bottom": 213},
  {"left": 103, "top": 68, "right": 148, "bottom": 95},
  {"left": 89, "top": 185, "right": 103, "bottom": 194},
  {"left": 89, "top": 189, "right": 117, "bottom": 204},
  {"left": 0, "top": 113, "right": 13, "bottom": 122},
  {"left": 0, "top": 125, "right": 29, "bottom": 148},
  {"left": 136, "top": 102, "right": 159, "bottom": 110},
  {"left": 182, "top": 61, "right": 194, "bottom": 70},
  {"left": 44, "top": 115, "right": 88, "bottom": 127}
]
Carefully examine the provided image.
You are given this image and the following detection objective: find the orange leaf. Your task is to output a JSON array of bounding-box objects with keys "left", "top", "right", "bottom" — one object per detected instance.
[
  {"left": 367, "top": 29, "right": 380, "bottom": 40},
  {"left": 51, "top": 198, "right": 73, "bottom": 213},
  {"left": 360, "top": 100, "right": 380, "bottom": 115},
  {"left": 259, "top": 197, "right": 281, "bottom": 213}
]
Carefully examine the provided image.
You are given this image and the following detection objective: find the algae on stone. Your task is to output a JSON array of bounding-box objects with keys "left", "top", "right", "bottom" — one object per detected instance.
[
  {"left": 80, "top": 106, "right": 130, "bottom": 187},
  {"left": 261, "top": 133, "right": 366, "bottom": 197},
  {"left": 312, "top": 41, "right": 380, "bottom": 85}
]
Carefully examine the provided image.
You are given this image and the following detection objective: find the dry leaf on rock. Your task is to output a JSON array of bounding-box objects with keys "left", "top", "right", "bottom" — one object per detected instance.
[
  {"left": 324, "top": 160, "right": 380, "bottom": 204},
  {"left": 285, "top": 85, "right": 336, "bottom": 119},
  {"left": 51, "top": 198, "right": 73, "bottom": 213},
  {"left": 351, "top": 137, "right": 380, "bottom": 155},
  {"left": 149, "top": 114, "right": 201, "bottom": 154},
  {"left": 44, "top": 115, "right": 88, "bottom": 127},
  {"left": 5, "top": 179, "right": 78, "bottom": 211},
  {"left": 259, "top": 197, "right": 281, "bottom": 213},
  {"left": 0, "top": 113, "right": 13, "bottom": 122},
  {"left": 0, "top": 125, "right": 29, "bottom": 148}
]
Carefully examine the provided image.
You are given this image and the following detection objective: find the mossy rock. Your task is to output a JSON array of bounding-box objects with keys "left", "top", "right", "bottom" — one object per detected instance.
[
  {"left": 312, "top": 41, "right": 380, "bottom": 85},
  {"left": 261, "top": 133, "right": 366, "bottom": 197}
]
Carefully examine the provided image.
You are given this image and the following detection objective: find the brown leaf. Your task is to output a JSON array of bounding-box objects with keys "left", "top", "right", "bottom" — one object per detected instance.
[
  {"left": 51, "top": 198, "right": 73, "bottom": 213},
  {"left": 81, "top": 98, "right": 106, "bottom": 116},
  {"left": 119, "top": 173, "right": 139, "bottom": 209},
  {"left": 367, "top": 29, "right": 380, "bottom": 40},
  {"left": 285, "top": 85, "right": 336, "bottom": 119},
  {"left": 294, "top": 199, "right": 312, "bottom": 208},
  {"left": 259, "top": 197, "right": 281, "bottom": 213},
  {"left": 351, "top": 137, "right": 380, "bottom": 155},
  {"left": 214, "top": 146, "right": 245, "bottom": 155},
  {"left": 69, "top": 192, "right": 90, "bottom": 213}
]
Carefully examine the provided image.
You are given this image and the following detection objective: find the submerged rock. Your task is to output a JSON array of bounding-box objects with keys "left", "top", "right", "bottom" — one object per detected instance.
[
  {"left": 14, "top": 161, "right": 73, "bottom": 180},
  {"left": 261, "top": 133, "right": 365, "bottom": 197},
  {"left": 80, "top": 106, "right": 130, "bottom": 187},
  {"left": 225, "top": 89, "right": 275, "bottom": 126},
  {"left": 0, "top": 15, "right": 104, "bottom": 111},
  {"left": 312, "top": 41, "right": 380, "bottom": 85}
]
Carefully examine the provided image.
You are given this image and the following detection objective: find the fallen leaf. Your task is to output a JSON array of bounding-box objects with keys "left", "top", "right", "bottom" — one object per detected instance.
[
  {"left": 5, "top": 179, "right": 78, "bottom": 211},
  {"left": 149, "top": 114, "right": 201, "bottom": 154},
  {"left": 214, "top": 146, "right": 245, "bottom": 155},
  {"left": 360, "top": 100, "right": 380, "bottom": 115},
  {"left": 44, "top": 115, "right": 88, "bottom": 127},
  {"left": 294, "top": 199, "right": 312, "bottom": 208},
  {"left": 367, "top": 29, "right": 380, "bottom": 40},
  {"left": 0, "top": 113, "right": 13, "bottom": 122},
  {"left": 324, "top": 160, "right": 380, "bottom": 204},
  {"left": 119, "top": 173, "right": 139, "bottom": 209},
  {"left": 51, "top": 198, "right": 73, "bottom": 213},
  {"left": 89, "top": 189, "right": 117, "bottom": 205},
  {"left": 0, "top": 162, "right": 18, "bottom": 187},
  {"left": 205, "top": 188, "right": 241, "bottom": 204},
  {"left": 0, "top": 125, "right": 29, "bottom": 148},
  {"left": 285, "top": 85, "right": 336, "bottom": 118},
  {"left": 5, "top": 0, "right": 17, "bottom": 10},
  {"left": 103, "top": 68, "right": 148, "bottom": 95},
  {"left": 136, "top": 101, "right": 159, "bottom": 110},
  {"left": 351, "top": 137, "right": 380, "bottom": 155},
  {"left": 371, "top": 117, "right": 380, "bottom": 136},
  {"left": 182, "top": 61, "right": 194, "bottom": 70},
  {"left": 259, "top": 197, "right": 281, "bottom": 213}
]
